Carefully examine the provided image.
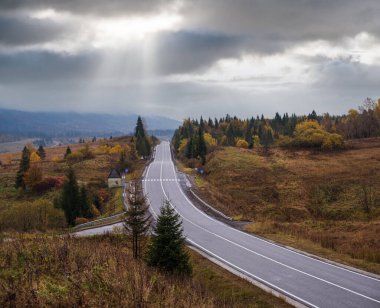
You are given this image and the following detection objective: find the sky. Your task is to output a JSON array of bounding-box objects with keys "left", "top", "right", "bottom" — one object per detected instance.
[{"left": 0, "top": 0, "right": 379, "bottom": 120}]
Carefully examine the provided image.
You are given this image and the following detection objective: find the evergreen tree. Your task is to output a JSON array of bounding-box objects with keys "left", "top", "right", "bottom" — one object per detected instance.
[
  {"left": 135, "top": 116, "right": 151, "bottom": 158},
  {"left": 244, "top": 125, "right": 253, "bottom": 145},
  {"left": 60, "top": 168, "right": 80, "bottom": 226},
  {"left": 226, "top": 124, "right": 235, "bottom": 146},
  {"left": 79, "top": 186, "right": 92, "bottom": 219},
  {"left": 15, "top": 146, "right": 30, "bottom": 189},
  {"left": 172, "top": 130, "right": 181, "bottom": 152},
  {"left": 64, "top": 146, "right": 72, "bottom": 159},
  {"left": 146, "top": 200, "right": 192, "bottom": 276},
  {"left": 135, "top": 116, "right": 145, "bottom": 138},
  {"left": 200, "top": 116, "right": 205, "bottom": 130},
  {"left": 37, "top": 145, "right": 46, "bottom": 160},
  {"left": 308, "top": 110, "right": 318, "bottom": 121},
  {"left": 207, "top": 117, "right": 214, "bottom": 128},
  {"left": 123, "top": 182, "right": 151, "bottom": 259},
  {"left": 214, "top": 118, "right": 219, "bottom": 129},
  {"left": 197, "top": 127, "right": 207, "bottom": 164},
  {"left": 185, "top": 137, "right": 194, "bottom": 159}
]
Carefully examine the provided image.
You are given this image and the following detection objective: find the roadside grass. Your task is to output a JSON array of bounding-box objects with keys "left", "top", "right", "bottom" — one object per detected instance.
[
  {"left": 245, "top": 221, "right": 380, "bottom": 275},
  {"left": 188, "top": 138, "right": 380, "bottom": 274},
  {"left": 189, "top": 249, "right": 290, "bottom": 307},
  {"left": 0, "top": 234, "right": 290, "bottom": 307},
  {"left": 103, "top": 188, "right": 124, "bottom": 215}
]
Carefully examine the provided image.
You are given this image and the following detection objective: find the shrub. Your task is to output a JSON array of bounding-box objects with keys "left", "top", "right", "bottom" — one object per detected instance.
[
  {"left": 79, "top": 145, "right": 95, "bottom": 159},
  {"left": 284, "top": 120, "right": 344, "bottom": 150},
  {"left": 0, "top": 199, "right": 66, "bottom": 231},
  {"left": 204, "top": 133, "right": 217, "bottom": 152},
  {"left": 109, "top": 144, "right": 123, "bottom": 154},
  {"left": 236, "top": 139, "right": 249, "bottom": 148},
  {"left": 178, "top": 139, "right": 188, "bottom": 154},
  {"left": 67, "top": 145, "right": 95, "bottom": 163},
  {"left": 33, "top": 176, "right": 65, "bottom": 194},
  {"left": 23, "top": 165, "right": 43, "bottom": 190},
  {"left": 98, "top": 189, "right": 110, "bottom": 203},
  {"left": 75, "top": 217, "right": 89, "bottom": 225},
  {"left": 94, "top": 145, "right": 111, "bottom": 154},
  {"left": 52, "top": 155, "right": 62, "bottom": 162},
  {"left": 91, "top": 204, "right": 101, "bottom": 217},
  {"left": 66, "top": 151, "right": 84, "bottom": 163}
]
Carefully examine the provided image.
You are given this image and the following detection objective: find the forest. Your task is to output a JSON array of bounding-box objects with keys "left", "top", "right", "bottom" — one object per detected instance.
[{"left": 172, "top": 98, "right": 380, "bottom": 164}]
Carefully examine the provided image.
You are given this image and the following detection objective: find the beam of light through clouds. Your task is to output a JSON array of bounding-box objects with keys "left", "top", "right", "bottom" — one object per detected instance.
[{"left": 0, "top": 0, "right": 379, "bottom": 119}]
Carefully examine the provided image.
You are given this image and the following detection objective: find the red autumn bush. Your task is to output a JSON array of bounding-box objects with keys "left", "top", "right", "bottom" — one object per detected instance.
[{"left": 33, "top": 176, "right": 65, "bottom": 194}]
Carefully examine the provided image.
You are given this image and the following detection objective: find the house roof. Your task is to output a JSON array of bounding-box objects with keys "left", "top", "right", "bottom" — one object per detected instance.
[{"left": 108, "top": 169, "right": 121, "bottom": 179}]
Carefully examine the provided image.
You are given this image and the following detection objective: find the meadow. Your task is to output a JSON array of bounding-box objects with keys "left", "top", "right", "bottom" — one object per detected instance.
[
  {"left": 187, "top": 138, "right": 380, "bottom": 273},
  {"left": 0, "top": 136, "right": 146, "bottom": 232},
  {"left": 0, "top": 233, "right": 289, "bottom": 307}
]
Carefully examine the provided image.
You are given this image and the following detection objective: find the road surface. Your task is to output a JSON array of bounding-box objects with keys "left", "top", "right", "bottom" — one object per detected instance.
[{"left": 143, "top": 141, "right": 380, "bottom": 308}]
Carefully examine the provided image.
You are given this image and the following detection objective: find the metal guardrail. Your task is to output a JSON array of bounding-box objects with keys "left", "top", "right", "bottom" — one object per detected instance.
[
  {"left": 74, "top": 146, "right": 156, "bottom": 231},
  {"left": 73, "top": 212, "right": 125, "bottom": 230}
]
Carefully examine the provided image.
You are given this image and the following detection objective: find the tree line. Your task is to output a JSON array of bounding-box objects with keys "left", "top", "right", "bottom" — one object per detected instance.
[{"left": 172, "top": 98, "right": 380, "bottom": 163}]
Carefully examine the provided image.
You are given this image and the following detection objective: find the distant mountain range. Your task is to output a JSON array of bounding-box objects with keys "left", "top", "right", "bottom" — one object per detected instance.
[{"left": 0, "top": 108, "right": 180, "bottom": 139}]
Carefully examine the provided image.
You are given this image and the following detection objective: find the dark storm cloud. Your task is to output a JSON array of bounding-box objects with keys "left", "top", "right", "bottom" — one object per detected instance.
[
  {"left": 0, "top": 31, "right": 246, "bottom": 82},
  {"left": 0, "top": 0, "right": 379, "bottom": 118},
  {"left": 0, "top": 0, "right": 178, "bottom": 17},
  {"left": 0, "top": 15, "right": 70, "bottom": 46},
  {"left": 0, "top": 51, "right": 100, "bottom": 83},
  {"left": 154, "top": 31, "right": 244, "bottom": 74},
  {"left": 184, "top": 0, "right": 380, "bottom": 44},
  {"left": 316, "top": 58, "right": 380, "bottom": 91}
]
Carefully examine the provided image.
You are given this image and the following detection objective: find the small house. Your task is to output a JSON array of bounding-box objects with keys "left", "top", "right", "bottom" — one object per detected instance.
[{"left": 107, "top": 169, "right": 122, "bottom": 188}]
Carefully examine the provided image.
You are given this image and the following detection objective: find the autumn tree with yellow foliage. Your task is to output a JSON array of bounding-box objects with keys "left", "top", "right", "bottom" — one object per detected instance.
[
  {"left": 30, "top": 152, "right": 41, "bottom": 163},
  {"left": 292, "top": 120, "right": 344, "bottom": 150}
]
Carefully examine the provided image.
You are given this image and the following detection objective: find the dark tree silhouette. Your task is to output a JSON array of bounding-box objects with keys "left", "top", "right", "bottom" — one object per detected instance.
[
  {"left": 146, "top": 199, "right": 192, "bottom": 276},
  {"left": 15, "top": 146, "right": 30, "bottom": 190}
]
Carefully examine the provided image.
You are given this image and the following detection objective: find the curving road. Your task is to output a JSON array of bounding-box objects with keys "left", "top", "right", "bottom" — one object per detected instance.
[{"left": 144, "top": 141, "right": 380, "bottom": 308}]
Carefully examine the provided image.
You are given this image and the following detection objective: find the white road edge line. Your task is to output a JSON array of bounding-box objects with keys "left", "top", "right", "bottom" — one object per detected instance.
[
  {"left": 146, "top": 143, "right": 380, "bottom": 306},
  {"left": 164, "top": 142, "right": 380, "bottom": 283},
  {"left": 157, "top": 142, "right": 380, "bottom": 303},
  {"left": 144, "top": 156, "right": 317, "bottom": 308}
]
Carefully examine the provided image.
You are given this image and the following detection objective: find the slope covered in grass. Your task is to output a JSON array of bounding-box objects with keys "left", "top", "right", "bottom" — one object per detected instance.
[
  {"left": 0, "top": 234, "right": 289, "bottom": 307},
  {"left": 192, "top": 138, "right": 380, "bottom": 273}
]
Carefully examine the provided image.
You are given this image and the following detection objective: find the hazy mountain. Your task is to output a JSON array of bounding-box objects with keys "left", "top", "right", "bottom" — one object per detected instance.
[{"left": 0, "top": 109, "right": 180, "bottom": 138}]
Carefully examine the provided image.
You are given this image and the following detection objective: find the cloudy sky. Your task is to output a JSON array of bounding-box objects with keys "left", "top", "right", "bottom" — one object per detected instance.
[{"left": 0, "top": 0, "right": 379, "bottom": 119}]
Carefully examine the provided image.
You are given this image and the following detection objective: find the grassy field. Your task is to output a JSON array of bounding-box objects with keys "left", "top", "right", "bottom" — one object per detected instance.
[
  {"left": 187, "top": 138, "right": 380, "bottom": 273},
  {"left": 0, "top": 136, "right": 146, "bottom": 231},
  {"left": 0, "top": 234, "right": 289, "bottom": 307}
]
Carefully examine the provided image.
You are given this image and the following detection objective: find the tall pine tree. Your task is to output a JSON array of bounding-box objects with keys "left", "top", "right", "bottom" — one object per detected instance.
[
  {"left": 15, "top": 146, "right": 30, "bottom": 189},
  {"left": 123, "top": 181, "right": 151, "bottom": 259},
  {"left": 60, "top": 168, "right": 80, "bottom": 226},
  {"left": 79, "top": 186, "right": 92, "bottom": 219},
  {"left": 146, "top": 200, "right": 192, "bottom": 276},
  {"left": 37, "top": 145, "right": 46, "bottom": 160},
  {"left": 197, "top": 126, "right": 207, "bottom": 164},
  {"left": 135, "top": 116, "right": 151, "bottom": 158}
]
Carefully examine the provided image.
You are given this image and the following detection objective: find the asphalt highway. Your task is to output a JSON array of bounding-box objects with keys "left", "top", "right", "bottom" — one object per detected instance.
[{"left": 143, "top": 141, "right": 380, "bottom": 308}]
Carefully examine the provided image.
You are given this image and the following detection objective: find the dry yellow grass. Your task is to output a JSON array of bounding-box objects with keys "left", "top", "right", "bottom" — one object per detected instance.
[
  {"left": 0, "top": 234, "right": 290, "bottom": 307},
  {"left": 0, "top": 136, "right": 146, "bottom": 228},
  {"left": 190, "top": 138, "right": 380, "bottom": 272}
]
